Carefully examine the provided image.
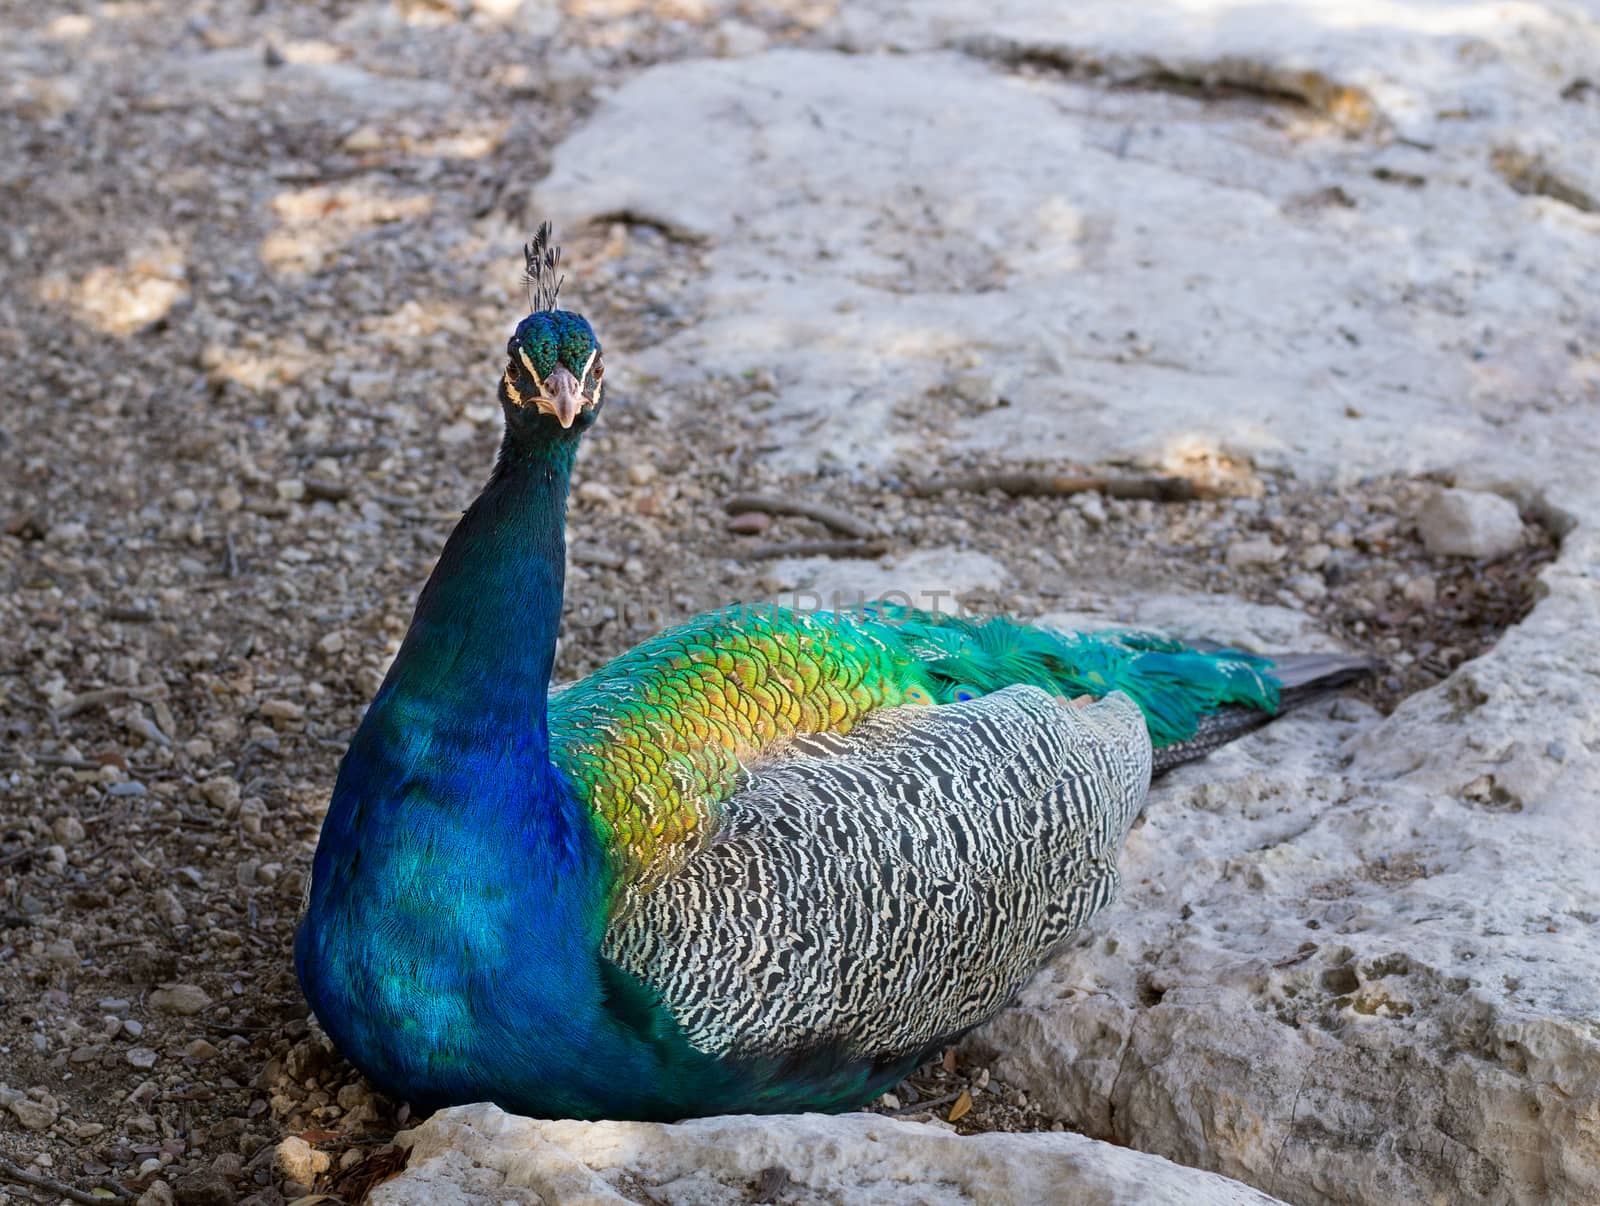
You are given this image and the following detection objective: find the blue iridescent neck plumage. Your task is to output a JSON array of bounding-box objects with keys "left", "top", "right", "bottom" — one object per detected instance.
[
  {"left": 386, "top": 431, "right": 578, "bottom": 767},
  {"left": 295, "top": 421, "right": 629, "bottom": 1113}
]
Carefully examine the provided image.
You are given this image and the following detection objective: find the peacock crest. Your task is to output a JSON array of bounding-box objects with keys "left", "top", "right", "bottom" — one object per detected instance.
[{"left": 523, "top": 221, "right": 565, "bottom": 314}]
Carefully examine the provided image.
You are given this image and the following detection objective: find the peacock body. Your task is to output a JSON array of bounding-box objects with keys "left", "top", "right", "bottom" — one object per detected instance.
[{"left": 295, "top": 231, "right": 1371, "bottom": 1121}]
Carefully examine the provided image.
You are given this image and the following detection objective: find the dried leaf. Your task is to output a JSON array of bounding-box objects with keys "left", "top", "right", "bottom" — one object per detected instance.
[
  {"left": 947, "top": 1089, "right": 972, "bottom": 1124},
  {"left": 334, "top": 1143, "right": 412, "bottom": 1205}
]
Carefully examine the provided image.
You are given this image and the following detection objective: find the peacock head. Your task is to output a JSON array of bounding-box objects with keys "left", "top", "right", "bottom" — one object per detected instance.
[
  {"left": 499, "top": 224, "right": 605, "bottom": 435},
  {"left": 502, "top": 309, "right": 604, "bottom": 433}
]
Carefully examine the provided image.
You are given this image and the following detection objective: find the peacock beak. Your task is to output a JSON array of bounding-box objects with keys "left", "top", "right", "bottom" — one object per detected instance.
[{"left": 539, "top": 364, "right": 583, "bottom": 428}]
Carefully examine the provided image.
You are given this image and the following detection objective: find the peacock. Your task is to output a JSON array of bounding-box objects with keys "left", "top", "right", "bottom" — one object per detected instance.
[{"left": 294, "top": 227, "right": 1374, "bottom": 1122}]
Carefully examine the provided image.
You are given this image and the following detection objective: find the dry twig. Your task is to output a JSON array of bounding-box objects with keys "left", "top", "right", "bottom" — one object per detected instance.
[
  {"left": 913, "top": 472, "right": 1221, "bottom": 502},
  {"left": 52, "top": 685, "right": 167, "bottom": 720},
  {"left": 100, "top": 606, "right": 157, "bottom": 623},
  {"left": 723, "top": 494, "right": 879, "bottom": 539},
  {"left": 571, "top": 545, "right": 625, "bottom": 569},
  {"left": 0, "top": 751, "right": 101, "bottom": 770},
  {"left": 888, "top": 1089, "right": 966, "bottom": 1116},
  {"left": 0, "top": 1152, "right": 134, "bottom": 1204},
  {"left": 744, "top": 539, "right": 890, "bottom": 560}
]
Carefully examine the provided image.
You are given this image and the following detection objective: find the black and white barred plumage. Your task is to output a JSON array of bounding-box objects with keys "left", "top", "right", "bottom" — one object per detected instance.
[{"left": 603, "top": 686, "right": 1151, "bottom": 1061}]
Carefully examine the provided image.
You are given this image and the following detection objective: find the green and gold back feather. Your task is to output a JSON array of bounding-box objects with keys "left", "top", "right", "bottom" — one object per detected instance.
[{"left": 551, "top": 602, "right": 1281, "bottom": 895}]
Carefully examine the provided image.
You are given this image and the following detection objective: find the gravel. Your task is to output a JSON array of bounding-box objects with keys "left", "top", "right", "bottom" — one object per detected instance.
[{"left": 0, "top": 1, "right": 1559, "bottom": 1203}]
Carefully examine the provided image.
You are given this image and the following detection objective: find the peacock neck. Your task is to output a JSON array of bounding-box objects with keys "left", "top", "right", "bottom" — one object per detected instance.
[
  {"left": 299, "top": 420, "right": 633, "bottom": 1111},
  {"left": 378, "top": 430, "right": 580, "bottom": 785}
]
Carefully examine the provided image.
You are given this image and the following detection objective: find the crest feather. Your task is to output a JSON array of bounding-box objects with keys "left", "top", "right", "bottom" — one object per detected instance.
[{"left": 523, "top": 222, "right": 565, "bottom": 313}]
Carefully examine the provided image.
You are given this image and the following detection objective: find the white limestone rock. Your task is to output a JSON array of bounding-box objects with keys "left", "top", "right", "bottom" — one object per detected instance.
[
  {"left": 969, "top": 543, "right": 1600, "bottom": 1203},
  {"left": 1417, "top": 488, "right": 1526, "bottom": 559},
  {"left": 1224, "top": 539, "right": 1287, "bottom": 569},
  {"left": 374, "top": 1103, "right": 1288, "bottom": 1205},
  {"left": 534, "top": 10, "right": 1599, "bottom": 480},
  {"left": 513, "top": 4, "right": 1600, "bottom": 1203}
]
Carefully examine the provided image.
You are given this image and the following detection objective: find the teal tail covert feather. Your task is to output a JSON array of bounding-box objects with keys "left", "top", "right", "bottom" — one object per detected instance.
[{"left": 294, "top": 232, "right": 1376, "bottom": 1122}]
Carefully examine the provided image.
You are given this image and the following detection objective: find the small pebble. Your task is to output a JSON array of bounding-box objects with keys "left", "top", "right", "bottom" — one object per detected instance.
[
  {"left": 1288, "top": 572, "right": 1327, "bottom": 601},
  {"left": 273, "top": 1135, "right": 331, "bottom": 1184},
  {"left": 43, "top": 938, "right": 78, "bottom": 967},
  {"left": 6, "top": 1096, "right": 57, "bottom": 1130},
  {"left": 1225, "top": 538, "right": 1284, "bottom": 568},
  {"left": 343, "top": 124, "right": 385, "bottom": 153},
  {"left": 211, "top": 1153, "right": 244, "bottom": 1180},
  {"left": 1074, "top": 494, "right": 1107, "bottom": 526},
  {"left": 153, "top": 888, "right": 187, "bottom": 926},
  {"left": 1402, "top": 575, "right": 1438, "bottom": 606},
  {"left": 172, "top": 1169, "right": 234, "bottom": 1206},
  {"left": 1416, "top": 488, "right": 1523, "bottom": 559},
  {"left": 200, "top": 777, "right": 242, "bottom": 813},
  {"left": 713, "top": 18, "right": 769, "bottom": 57},
  {"left": 150, "top": 984, "right": 213, "bottom": 1016},
  {"left": 1299, "top": 542, "right": 1331, "bottom": 570},
  {"left": 727, "top": 511, "right": 771, "bottom": 535}
]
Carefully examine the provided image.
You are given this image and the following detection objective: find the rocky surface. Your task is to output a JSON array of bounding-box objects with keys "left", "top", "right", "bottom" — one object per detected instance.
[
  {"left": 525, "top": 5, "right": 1600, "bottom": 1202},
  {"left": 0, "top": 1, "right": 1596, "bottom": 1204},
  {"left": 374, "top": 1103, "right": 1288, "bottom": 1205},
  {"left": 537, "top": 2, "right": 1600, "bottom": 483}
]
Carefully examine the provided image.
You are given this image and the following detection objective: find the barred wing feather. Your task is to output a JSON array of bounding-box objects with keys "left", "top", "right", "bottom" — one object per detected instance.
[{"left": 602, "top": 686, "right": 1152, "bottom": 1062}]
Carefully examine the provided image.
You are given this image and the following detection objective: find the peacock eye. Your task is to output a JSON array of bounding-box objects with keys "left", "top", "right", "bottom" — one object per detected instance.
[{"left": 590, "top": 357, "right": 604, "bottom": 381}]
